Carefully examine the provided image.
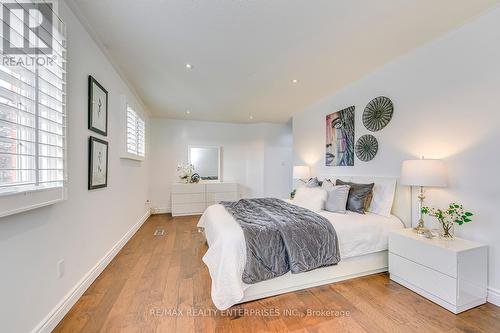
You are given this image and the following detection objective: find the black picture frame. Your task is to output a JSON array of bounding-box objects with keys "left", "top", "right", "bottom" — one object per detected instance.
[
  {"left": 88, "top": 75, "right": 108, "bottom": 136},
  {"left": 88, "top": 136, "right": 109, "bottom": 190}
]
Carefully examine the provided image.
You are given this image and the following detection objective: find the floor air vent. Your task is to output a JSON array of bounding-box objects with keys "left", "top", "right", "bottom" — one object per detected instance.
[{"left": 153, "top": 229, "right": 166, "bottom": 236}]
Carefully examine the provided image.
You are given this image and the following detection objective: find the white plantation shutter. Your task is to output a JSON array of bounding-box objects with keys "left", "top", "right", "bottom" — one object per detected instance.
[
  {"left": 0, "top": 1, "right": 66, "bottom": 216},
  {"left": 137, "top": 115, "right": 145, "bottom": 157},
  {"left": 126, "top": 104, "right": 145, "bottom": 159}
]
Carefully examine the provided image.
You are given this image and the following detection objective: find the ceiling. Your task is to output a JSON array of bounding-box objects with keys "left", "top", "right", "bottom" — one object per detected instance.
[{"left": 72, "top": 0, "right": 500, "bottom": 123}]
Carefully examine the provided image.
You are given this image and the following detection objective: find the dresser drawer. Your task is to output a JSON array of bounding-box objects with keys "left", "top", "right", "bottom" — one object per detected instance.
[
  {"left": 390, "top": 232, "right": 457, "bottom": 277},
  {"left": 172, "top": 202, "right": 206, "bottom": 216},
  {"left": 171, "top": 183, "right": 206, "bottom": 194},
  {"left": 206, "top": 183, "right": 237, "bottom": 193},
  {"left": 389, "top": 253, "right": 457, "bottom": 305},
  {"left": 206, "top": 191, "right": 238, "bottom": 203},
  {"left": 172, "top": 193, "right": 205, "bottom": 204}
]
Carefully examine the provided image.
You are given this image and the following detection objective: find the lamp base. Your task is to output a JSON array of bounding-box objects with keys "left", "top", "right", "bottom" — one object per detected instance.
[{"left": 413, "top": 219, "right": 428, "bottom": 235}]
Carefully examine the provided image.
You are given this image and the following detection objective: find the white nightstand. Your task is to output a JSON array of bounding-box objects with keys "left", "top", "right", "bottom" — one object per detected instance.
[{"left": 389, "top": 229, "right": 487, "bottom": 314}]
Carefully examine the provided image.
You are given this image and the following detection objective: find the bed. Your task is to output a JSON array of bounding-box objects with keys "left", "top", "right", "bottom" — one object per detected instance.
[{"left": 197, "top": 176, "right": 411, "bottom": 310}]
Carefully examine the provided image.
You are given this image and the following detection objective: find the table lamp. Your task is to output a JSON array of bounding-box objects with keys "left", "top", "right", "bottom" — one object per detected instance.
[
  {"left": 400, "top": 158, "right": 447, "bottom": 234},
  {"left": 293, "top": 166, "right": 310, "bottom": 183}
]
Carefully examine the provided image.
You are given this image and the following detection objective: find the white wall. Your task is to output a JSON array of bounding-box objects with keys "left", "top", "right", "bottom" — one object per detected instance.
[
  {"left": 293, "top": 6, "right": 500, "bottom": 296},
  {"left": 0, "top": 2, "right": 151, "bottom": 332},
  {"left": 149, "top": 119, "right": 292, "bottom": 211}
]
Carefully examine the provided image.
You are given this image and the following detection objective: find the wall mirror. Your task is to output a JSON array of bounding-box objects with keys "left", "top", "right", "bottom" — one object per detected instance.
[{"left": 188, "top": 146, "right": 221, "bottom": 181}]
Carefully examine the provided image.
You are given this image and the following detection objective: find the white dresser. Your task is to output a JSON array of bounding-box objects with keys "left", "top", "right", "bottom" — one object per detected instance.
[
  {"left": 389, "top": 229, "right": 487, "bottom": 314},
  {"left": 171, "top": 182, "right": 239, "bottom": 216}
]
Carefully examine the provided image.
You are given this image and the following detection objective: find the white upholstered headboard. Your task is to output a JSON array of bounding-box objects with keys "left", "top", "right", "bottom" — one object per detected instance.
[{"left": 319, "top": 175, "right": 411, "bottom": 227}]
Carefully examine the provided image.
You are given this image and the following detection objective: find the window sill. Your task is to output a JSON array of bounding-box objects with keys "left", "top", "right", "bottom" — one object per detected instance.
[
  {"left": 120, "top": 153, "right": 145, "bottom": 161},
  {"left": 0, "top": 186, "right": 66, "bottom": 218}
]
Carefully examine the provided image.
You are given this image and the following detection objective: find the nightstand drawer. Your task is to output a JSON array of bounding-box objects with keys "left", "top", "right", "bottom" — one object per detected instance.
[
  {"left": 390, "top": 232, "right": 457, "bottom": 277},
  {"left": 389, "top": 253, "right": 457, "bottom": 304}
]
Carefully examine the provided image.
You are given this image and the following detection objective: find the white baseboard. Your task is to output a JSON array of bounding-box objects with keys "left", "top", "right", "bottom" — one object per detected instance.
[
  {"left": 32, "top": 209, "right": 151, "bottom": 333},
  {"left": 151, "top": 207, "right": 170, "bottom": 214},
  {"left": 488, "top": 287, "right": 500, "bottom": 307}
]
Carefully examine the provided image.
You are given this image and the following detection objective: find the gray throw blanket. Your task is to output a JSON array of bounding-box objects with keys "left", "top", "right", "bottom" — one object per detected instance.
[{"left": 220, "top": 198, "right": 340, "bottom": 284}]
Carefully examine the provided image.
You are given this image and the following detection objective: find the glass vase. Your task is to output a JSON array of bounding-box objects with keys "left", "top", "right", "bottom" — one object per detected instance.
[{"left": 439, "top": 220, "right": 454, "bottom": 240}]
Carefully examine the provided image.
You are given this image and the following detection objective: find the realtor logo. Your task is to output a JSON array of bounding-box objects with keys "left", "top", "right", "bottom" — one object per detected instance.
[{"left": 2, "top": 1, "right": 53, "bottom": 55}]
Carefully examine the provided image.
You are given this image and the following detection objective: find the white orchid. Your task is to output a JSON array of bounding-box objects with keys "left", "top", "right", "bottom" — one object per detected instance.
[{"left": 176, "top": 162, "right": 194, "bottom": 183}]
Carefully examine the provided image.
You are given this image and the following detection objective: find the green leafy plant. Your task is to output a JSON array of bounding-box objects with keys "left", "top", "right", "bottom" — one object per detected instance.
[
  {"left": 290, "top": 189, "right": 297, "bottom": 199},
  {"left": 422, "top": 203, "right": 473, "bottom": 238}
]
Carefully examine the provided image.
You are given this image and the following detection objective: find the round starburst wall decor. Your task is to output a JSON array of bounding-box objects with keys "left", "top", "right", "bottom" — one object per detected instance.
[
  {"left": 355, "top": 134, "right": 379, "bottom": 162},
  {"left": 363, "top": 96, "right": 394, "bottom": 132}
]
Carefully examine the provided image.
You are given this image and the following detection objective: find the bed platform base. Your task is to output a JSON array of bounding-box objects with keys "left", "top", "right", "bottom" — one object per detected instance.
[{"left": 239, "top": 250, "right": 388, "bottom": 304}]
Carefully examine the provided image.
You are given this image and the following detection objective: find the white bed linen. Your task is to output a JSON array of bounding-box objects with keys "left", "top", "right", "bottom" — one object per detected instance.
[{"left": 197, "top": 202, "right": 404, "bottom": 310}]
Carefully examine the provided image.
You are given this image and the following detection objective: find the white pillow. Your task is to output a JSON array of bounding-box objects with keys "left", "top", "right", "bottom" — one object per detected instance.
[
  {"left": 292, "top": 187, "right": 327, "bottom": 212},
  {"left": 367, "top": 178, "right": 396, "bottom": 217}
]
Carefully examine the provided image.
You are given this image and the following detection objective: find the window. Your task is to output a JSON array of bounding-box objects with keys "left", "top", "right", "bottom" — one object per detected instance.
[
  {"left": 0, "top": 2, "right": 66, "bottom": 216},
  {"left": 125, "top": 104, "right": 145, "bottom": 159}
]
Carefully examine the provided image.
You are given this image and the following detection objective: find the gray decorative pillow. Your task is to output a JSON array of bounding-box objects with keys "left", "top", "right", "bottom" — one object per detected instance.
[
  {"left": 324, "top": 185, "right": 351, "bottom": 214},
  {"left": 336, "top": 180, "right": 374, "bottom": 214},
  {"left": 305, "top": 177, "right": 320, "bottom": 188}
]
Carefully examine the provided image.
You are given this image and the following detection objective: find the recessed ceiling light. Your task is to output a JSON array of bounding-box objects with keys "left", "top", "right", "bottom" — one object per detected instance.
[
  {"left": 291, "top": 79, "right": 298, "bottom": 84},
  {"left": 186, "top": 110, "right": 191, "bottom": 114},
  {"left": 185, "top": 64, "right": 192, "bottom": 69},
  {"left": 249, "top": 115, "right": 254, "bottom": 120}
]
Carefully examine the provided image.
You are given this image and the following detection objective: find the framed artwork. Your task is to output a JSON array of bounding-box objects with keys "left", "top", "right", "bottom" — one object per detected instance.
[
  {"left": 88, "top": 136, "right": 109, "bottom": 190},
  {"left": 88, "top": 75, "right": 108, "bottom": 136},
  {"left": 325, "top": 106, "right": 355, "bottom": 166}
]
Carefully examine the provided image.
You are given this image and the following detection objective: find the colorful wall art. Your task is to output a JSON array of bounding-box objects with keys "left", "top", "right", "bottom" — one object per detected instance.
[{"left": 325, "top": 106, "right": 355, "bottom": 166}]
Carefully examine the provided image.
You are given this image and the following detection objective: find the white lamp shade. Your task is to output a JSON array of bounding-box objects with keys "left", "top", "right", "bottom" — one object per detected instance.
[
  {"left": 400, "top": 159, "right": 447, "bottom": 187},
  {"left": 293, "top": 166, "right": 310, "bottom": 179}
]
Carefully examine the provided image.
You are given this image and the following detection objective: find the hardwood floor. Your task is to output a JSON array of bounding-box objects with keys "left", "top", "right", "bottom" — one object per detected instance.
[{"left": 54, "top": 214, "right": 500, "bottom": 333}]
